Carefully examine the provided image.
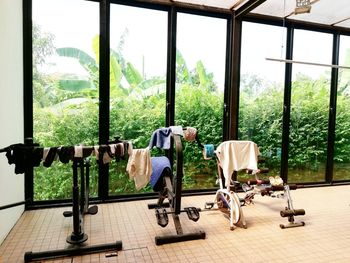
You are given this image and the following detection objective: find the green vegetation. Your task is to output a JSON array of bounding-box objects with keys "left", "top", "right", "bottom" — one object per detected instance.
[{"left": 33, "top": 25, "right": 350, "bottom": 200}]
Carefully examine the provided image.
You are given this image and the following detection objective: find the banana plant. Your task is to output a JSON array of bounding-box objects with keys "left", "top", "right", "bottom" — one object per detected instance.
[{"left": 56, "top": 34, "right": 150, "bottom": 98}]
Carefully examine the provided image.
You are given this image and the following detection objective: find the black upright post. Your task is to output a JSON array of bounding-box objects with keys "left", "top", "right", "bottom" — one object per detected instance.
[
  {"left": 67, "top": 159, "right": 88, "bottom": 244},
  {"left": 173, "top": 135, "right": 183, "bottom": 215},
  {"left": 80, "top": 159, "right": 85, "bottom": 215}
]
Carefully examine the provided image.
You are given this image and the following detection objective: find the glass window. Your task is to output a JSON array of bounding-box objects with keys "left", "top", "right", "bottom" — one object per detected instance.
[
  {"left": 333, "top": 35, "right": 350, "bottom": 181},
  {"left": 239, "top": 22, "right": 285, "bottom": 181},
  {"left": 109, "top": 4, "right": 167, "bottom": 194},
  {"left": 32, "top": 0, "right": 99, "bottom": 200},
  {"left": 288, "top": 29, "right": 332, "bottom": 183},
  {"left": 175, "top": 13, "right": 227, "bottom": 189}
]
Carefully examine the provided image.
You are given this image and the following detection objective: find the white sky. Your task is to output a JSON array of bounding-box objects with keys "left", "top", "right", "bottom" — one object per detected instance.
[
  {"left": 33, "top": 0, "right": 350, "bottom": 91},
  {"left": 110, "top": 5, "right": 168, "bottom": 79},
  {"left": 33, "top": 0, "right": 227, "bottom": 90},
  {"left": 240, "top": 21, "right": 344, "bottom": 85}
]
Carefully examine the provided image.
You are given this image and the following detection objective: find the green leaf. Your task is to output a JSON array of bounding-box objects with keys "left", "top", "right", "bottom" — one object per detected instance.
[
  {"left": 56, "top": 47, "right": 98, "bottom": 74},
  {"left": 196, "top": 60, "right": 208, "bottom": 87},
  {"left": 125, "top": 62, "right": 143, "bottom": 86},
  {"left": 176, "top": 51, "right": 191, "bottom": 83},
  {"left": 58, "top": 79, "right": 92, "bottom": 92},
  {"left": 110, "top": 55, "right": 123, "bottom": 90},
  {"left": 92, "top": 35, "right": 99, "bottom": 64}
]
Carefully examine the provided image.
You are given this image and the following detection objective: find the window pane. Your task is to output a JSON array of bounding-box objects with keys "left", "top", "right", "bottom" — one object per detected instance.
[
  {"left": 239, "top": 22, "right": 285, "bottom": 181},
  {"left": 109, "top": 5, "right": 167, "bottom": 195},
  {"left": 175, "top": 13, "right": 227, "bottom": 190},
  {"left": 333, "top": 35, "right": 350, "bottom": 181},
  {"left": 32, "top": 0, "right": 99, "bottom": 200},
  {"left": 288, "top": 29, "right": 332, "bottom": 183}
]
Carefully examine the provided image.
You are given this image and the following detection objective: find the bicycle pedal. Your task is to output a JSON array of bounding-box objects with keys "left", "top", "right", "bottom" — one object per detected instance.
[
  {"left": 242, "top": 183, "right": 253, "bottom": 192},
  {"left": 205, "top": 202, "right": 214, "bottom": 209},
  {"left": 155, "top": 208, "right": 168, "bottom": 227},
  {"left": 63, "top": 211, "right": 73, "bottom": 217},
  {"left": 184, "top": 207, "right": 200, "bottom": 222},
  {"left": 87, "top": 205, "right": 98, "bottom": 215},
  {"left": 238, "top": 197, "right": 246, "bottom": 206}
]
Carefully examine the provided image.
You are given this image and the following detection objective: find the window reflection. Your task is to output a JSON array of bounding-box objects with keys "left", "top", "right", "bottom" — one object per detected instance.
[
  {"left": 333, "top": 35, "right": 350, "bottom": 181},
  {"left": 239, "top": 22, "right": 285, "bottom": 181},
  {"left": 32, "top": 0, "right": 99, "bottom": 200},
  {"left": 109, "top": 5, "right": 167, "bottom": 195},
  {"left": 175, "top": 13, "right": 227, "bottom": 189},
  {"left": 288, "top": 29, "right": 332, "bottom": 183}
]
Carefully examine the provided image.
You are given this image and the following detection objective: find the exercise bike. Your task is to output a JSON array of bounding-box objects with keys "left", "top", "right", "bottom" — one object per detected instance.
[
  {"left": 241, "top": 171, "right": 306, "bottom": 229},
  {"left": 147, "top": 133, "right": 205, "bottom": 245},
  {"left": 24, "top": 155, "right": 122, "bottom": 262}
]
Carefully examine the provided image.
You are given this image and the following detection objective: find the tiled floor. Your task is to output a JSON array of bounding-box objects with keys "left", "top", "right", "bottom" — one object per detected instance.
[{"left": 1, "top": 185, "right": 350, "bottom": 262}]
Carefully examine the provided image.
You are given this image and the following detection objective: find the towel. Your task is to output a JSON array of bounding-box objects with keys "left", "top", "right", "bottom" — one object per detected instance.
[
  {"left": 58, "top": 146, "right": 74, "bottom": 163},
  {"left": 74, "top": 145, "right": 83, "bottom": 158},
  {"left": 43, "top": 147, "right": 58, "bottom": 167},
  {"left": 170, "top": 126, "right": 184, "bottom": 136},
  {"left": 150, "top": 156, "right": 172, "bottom": 191},
  {"left": 216, "top": 140, "right": 260, "bottom": 187},
  {"left": 183, "top": 127, "right": 197, "bottom": 142},
  {"left": 203, "top": 144, "right": 215, "bottom": 160},
  {"left": 148, "top": 128, "right": 172, "bottom": 149},
  {"left": 126, "top": 148, "right": 152, "bottom": 191}
]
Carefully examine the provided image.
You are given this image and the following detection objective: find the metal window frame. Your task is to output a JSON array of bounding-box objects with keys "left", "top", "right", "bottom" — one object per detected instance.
[
  {"left": 239, "top": 15, "right": 350, "bottom": 185},
  {"left": 23, "top": 0, "right": 350, "bottom": 208},
  {"left": 23, "top": 0, "right": 231, "bottom": 207}
]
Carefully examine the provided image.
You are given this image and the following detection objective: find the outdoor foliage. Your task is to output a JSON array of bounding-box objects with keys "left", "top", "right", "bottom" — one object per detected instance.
[
  {"left": 239, "top": 72, "right": 350, "bottom": 182},
  {"left": 33, "top": 24, "right": 350, "bottom": 200}
]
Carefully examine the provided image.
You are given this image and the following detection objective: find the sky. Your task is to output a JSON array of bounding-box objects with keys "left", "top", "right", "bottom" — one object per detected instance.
[
  {"left": 33, "top": 0, "right": 350, "bottom": 91},
  {"left": 33, "top": 0, "right": 226, "bottom": 90}
]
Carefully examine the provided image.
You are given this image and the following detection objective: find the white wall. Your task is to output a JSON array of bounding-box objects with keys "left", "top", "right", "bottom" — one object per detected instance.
[{"left": 0, "top": 0, "right": 25, "bottom": 244}]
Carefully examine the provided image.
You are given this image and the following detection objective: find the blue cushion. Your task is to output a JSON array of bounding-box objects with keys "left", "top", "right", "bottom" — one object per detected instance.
[{"left": 150, "top": 156, "right": 172, "bottom": 191}]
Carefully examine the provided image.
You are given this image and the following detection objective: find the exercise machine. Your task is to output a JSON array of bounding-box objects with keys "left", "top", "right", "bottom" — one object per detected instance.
[
  {"left": 204, "top": 140, "right": 305, "bottom": 230},
  {"left": 0, "top": 140, "right": 123, "bottom": 262},
  {"left": 241, "top": 174, "right": 306, "bottom": 229},
  {"left": 148, "top": 133, "right": 205, "bottom": 245},
  {"left": 24, "top": 155, "right": 122, "bottom": 262},
  {"left": 204, "top": 162, "right": 246, "bottom": 230}
]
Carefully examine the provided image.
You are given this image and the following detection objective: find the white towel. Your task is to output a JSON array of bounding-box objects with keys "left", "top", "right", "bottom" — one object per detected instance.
[
  {"left": 93, "top": 146, "right": 99, "bottom": 159},
  {"left": 109, "top": 144, "right": 116, "bottom": 155},
  {"left": 126, "top": 147, "right": 152, "bottom": 191},
  {"left": 216, "top": 140, "right": 260, "bottom": 187},
  {"left": 74, "top": 145, "right": 83, "bottom": 158},
  {"left": 42, "top": 147, "right": 50, "bottom": 160},
  {"left": 127, "top": 141, "right": 133, "bottom": 156},
  {"left": 170, "top": 126, "right": 184, "bottom": 136}
]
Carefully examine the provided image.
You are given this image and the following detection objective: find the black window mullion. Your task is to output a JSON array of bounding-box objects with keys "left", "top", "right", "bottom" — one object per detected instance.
[
  {"left": 166, "top": 6, "right": 177, "bottom": 127},
  {"left": 99, "top": 0, "right": 110, "bottom": 201},
  {"left": 223, "top": 15, "right": 233, "bottom": 141},
  {"left": 281, "top": 25, "right": 294, "bottom": 183},
  {"left": 228, "top": 15, "right": 242, "bottom": 140},
  {"left": 326, "top": 33, "right": 340, "bottom": 184},
  {"left": 23, "top": 0, "right": 34, "bottom": 209}
]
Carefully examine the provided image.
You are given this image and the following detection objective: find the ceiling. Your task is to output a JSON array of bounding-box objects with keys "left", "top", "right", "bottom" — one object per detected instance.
[{"left": 169, "top": 0, "right": 350, "bottom": 30}]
